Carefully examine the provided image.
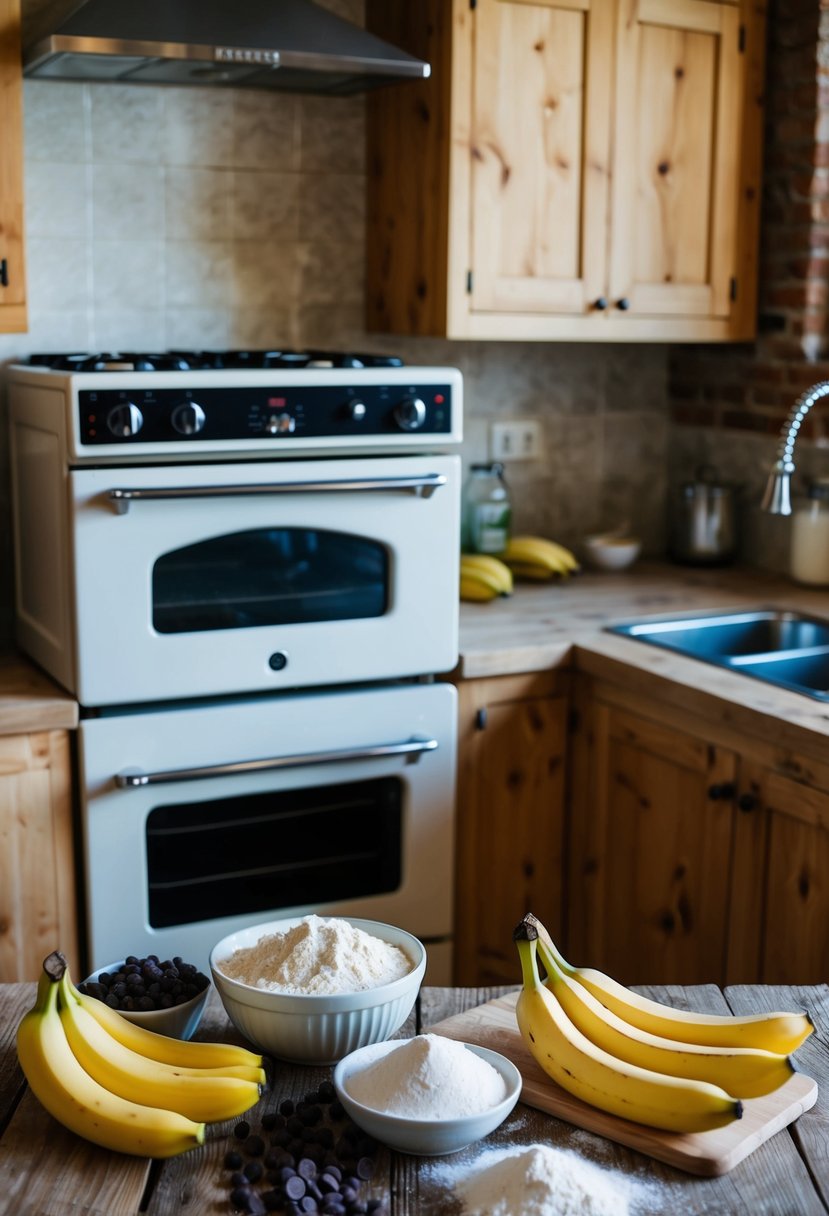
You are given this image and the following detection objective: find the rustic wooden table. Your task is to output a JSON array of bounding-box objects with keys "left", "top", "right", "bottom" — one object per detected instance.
[{"left": 1, "top": 982, "right": 827, "bottom": 1214}]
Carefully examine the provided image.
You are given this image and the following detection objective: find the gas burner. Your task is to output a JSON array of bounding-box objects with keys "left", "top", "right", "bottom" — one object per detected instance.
[{"left": 28, "top": 349, "right": 405, "bottom": 373}]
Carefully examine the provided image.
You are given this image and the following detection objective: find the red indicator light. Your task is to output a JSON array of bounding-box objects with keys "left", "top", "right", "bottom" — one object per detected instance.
[
  {"left": 268, "top": 396, "right": 287, "bottom": 407},
  {"left": 434, "top": 393, "right": 445, "bottom": 405},
  {"left": 88, "top": 414, "right": 96, "bottom": 422},
  {"left": 89, "top": 428, "right": 97, "bottom": 437}
]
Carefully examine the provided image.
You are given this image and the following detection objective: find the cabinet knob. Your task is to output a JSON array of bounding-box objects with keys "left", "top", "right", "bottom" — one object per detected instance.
[
  {"left": 708, "top": 782, "right": 736, "bottom": 801},
  {"left": 738, "top": 792, "right": 758, "bottom": 813},
  {"left": 0, "top": 258, "right": 7, "bottom": 288},
  {"left": 616, "top": 297, "right": 631, "bottom": 311},
  {"left": 593, "top": 297, "right": 608, "bottom": 311}
]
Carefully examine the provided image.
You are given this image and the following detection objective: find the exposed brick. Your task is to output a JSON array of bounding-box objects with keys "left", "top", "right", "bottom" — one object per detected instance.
[
  {"left": 670, "top": 404, "right": 718, "bottom": 427},
  {"left": 721, "top": 410, "right": 774, "bottom": 432}
]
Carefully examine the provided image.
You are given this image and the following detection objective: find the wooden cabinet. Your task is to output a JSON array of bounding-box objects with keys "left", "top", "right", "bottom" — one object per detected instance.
[
  {"left": 366, "top": 0, "right": 765, "bottom": 342},
  {"left": 0, "top": 730, "right": 79, "bottom": 981},
  {"left": 569, "top": 673, "right": 829, "bottom": 986},
  {"left": 0, "top": 0, "right": 27, "bottom": 333},
  {"left": 452, "top": 670, "right": 569, "bottom": 985}
]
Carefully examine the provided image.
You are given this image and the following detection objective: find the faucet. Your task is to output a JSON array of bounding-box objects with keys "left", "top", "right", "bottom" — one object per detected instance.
[{"left": 761, "top": 381, "right": 829, "bottom": 514}]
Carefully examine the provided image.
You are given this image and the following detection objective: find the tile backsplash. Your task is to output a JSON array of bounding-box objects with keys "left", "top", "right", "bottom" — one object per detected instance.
[{"left": 0, "top": 74, "right": 675, "bottom": 650}]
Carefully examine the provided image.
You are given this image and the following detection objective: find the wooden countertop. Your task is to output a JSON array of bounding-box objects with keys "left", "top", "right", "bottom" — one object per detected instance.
[
  {"left": 2, "top": 982, "right": 827, "bottom": 1214},
  {"left": 0, "top": 652, "right": 78, "bottom": 735},
  {"left": 457, "top": 561, "right": 829, "bottom": 752}
]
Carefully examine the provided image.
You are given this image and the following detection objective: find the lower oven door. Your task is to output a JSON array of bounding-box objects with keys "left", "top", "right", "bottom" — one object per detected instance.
[
  {"left": 68, "top": 453, "right": 459, "bottom": 706},
  {"left": 77, "top": 682, "right": 457, "bottom": 983}
]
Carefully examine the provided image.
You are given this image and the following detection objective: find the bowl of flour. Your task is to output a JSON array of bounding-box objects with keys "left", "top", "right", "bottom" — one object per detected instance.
[
  {"left": 333, "top": 1033, "right": 522, "bottom": 1156},
  {"left": 209, "top": 915, "right": 426, "bottom": 1063}
]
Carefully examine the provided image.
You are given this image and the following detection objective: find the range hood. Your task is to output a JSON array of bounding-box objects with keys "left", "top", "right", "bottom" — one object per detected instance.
[{"left": 22, "top": 0, "right": 430, "bottom": 94}]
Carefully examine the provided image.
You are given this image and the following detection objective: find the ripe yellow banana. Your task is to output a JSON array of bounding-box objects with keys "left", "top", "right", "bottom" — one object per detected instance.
[
  {"left": 514, "top": 928, "right": 742, "bottom": 1133},
  {"left": 460, "top": 553, "right": 514, "bottom": 595},
  {"left": 502, "top": 535, "right": 580, "bottom": 578},
  {"left": 526, "top": 913, "right": 813, "bottom": 1055},
  {"left": 534, "top": 932, "right": 792, "bottom": 1099},
  {"left": 58, "top": 973, "right": 263, "bottom": 1122},
  {"left": 65, "top": 969, "right": 265, "bottom": 1071},
  {"left": 16, "top": 962, "right": 205, "bottom": 1158}
]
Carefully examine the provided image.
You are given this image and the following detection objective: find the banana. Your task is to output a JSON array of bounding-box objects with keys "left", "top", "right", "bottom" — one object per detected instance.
[
  {"left": 526, "top": 913, "right": 813, "bottom": 1055},
  {"left": 460, "top": 553, "right": 514, "bottom": 595},
  {"left": 58, "top": 973, "right": 263, "bottom": 1122},
  {"left": 514, "top": 926, "right": 742, "bottom": 1133},
  {"left": 502, "top": 535, "right": 580, "bottom": 578},
  {"left": 533, "top": 931, "right": 793, "bottom": 1099},
  {"left": 16, "top": 961, "right": 205, "bottom": 1158},
  {"left": 65, "top": 969, "right": 266, "bottom": 1071}
]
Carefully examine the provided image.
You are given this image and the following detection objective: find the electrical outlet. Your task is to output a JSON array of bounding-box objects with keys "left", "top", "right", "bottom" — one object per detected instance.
[{"left": 490, "top": 420, "right": 543, "bottom": 462}]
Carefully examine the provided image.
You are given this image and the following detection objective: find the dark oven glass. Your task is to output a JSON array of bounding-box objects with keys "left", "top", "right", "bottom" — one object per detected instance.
[
  {"left": 151, "top": 527, "right": 389, "bottom": 633},
  {"left": 145, "top": 776, "right": 402, "bottom": 928}
]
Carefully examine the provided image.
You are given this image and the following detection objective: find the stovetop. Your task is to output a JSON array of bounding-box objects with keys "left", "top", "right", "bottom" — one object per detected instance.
[{"left": 27, "top": 349, "right": 405, "bottom": 373}]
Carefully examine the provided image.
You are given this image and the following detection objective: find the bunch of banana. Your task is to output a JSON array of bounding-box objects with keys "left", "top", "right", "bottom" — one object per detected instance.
[
  {"left": 16, "top": 951, "right": 266, "bottom": 1158},
  {"left": 460, "top": 553, "right": 513, "bottom": 602},
  {"left": 513, "top": 916, "right": 813, "bottom": 1134},
  {"left": 501, "top": 535, "right": 580, "bottom": 581}
]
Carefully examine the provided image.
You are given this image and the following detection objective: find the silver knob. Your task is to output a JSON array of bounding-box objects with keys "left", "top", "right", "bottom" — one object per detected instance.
[
  {"left": 347, "top": 399, "right": 367, "bottom": 422},
  {"left": 171, "top": 401, "right": 206, "bottom": 436},
  {"left": 265, "top": 412, "right": 296, "bottom": 436},
  {"left": 394, "top": 397, "right": 427, "bottom": 431},
  {"left": 106, "top": 402, "right": 143, "bottom": 438}
]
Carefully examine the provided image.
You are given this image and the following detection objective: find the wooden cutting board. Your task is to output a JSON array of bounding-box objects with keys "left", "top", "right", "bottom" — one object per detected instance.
[{"left": 428, "top": 991, "right": 817, "bottom": 1177}]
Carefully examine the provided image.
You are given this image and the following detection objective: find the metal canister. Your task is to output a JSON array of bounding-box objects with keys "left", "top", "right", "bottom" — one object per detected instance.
[{"left": 669, "top": 465, "right": 738, "bottom": 565}]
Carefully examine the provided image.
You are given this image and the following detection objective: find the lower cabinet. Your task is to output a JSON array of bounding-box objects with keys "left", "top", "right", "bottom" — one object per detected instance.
[
  {"left": 452, "top": 670, "right": 569, "bottom": 985},
  {"left": 0, "top": 730, "right": 79, "bottom": 981},
  {"left": 568, "top": 674, "right": 829, "bottom": 987}
]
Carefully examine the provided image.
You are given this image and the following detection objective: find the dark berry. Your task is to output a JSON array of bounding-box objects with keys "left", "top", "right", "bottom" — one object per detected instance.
[
  {"left": 224, "top": 1149, "right": 243, "bottom": 1169},
  {"left": 234, "top": 1121, "right": 251, "bottom": 1140}
]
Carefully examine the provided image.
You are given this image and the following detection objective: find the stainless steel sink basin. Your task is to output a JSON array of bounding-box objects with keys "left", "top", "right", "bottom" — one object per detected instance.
[{"left": 609, "top": 609, "right": 829, "bottom": 701}]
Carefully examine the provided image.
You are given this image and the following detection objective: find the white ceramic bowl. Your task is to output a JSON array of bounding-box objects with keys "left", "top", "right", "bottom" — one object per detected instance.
[
  {"left": 209, "top": 917, "right": 426, "bottom": 1064},
  {"left": 80, "top": 959, "right": 210, "bottom": 1041},
  {"left": 333, "top": 1039, "right": 521, "bottom": 1156},
  {"left": 583, "top": 534, "right": 642, "bottom": 571}
]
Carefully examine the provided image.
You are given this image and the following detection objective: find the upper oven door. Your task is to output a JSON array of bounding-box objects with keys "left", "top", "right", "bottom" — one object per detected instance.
[{"left": 69, "top": 454, "right": 460, "bottom": 706}]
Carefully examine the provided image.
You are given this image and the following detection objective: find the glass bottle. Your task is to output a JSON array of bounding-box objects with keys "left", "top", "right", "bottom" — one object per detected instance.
[
  {"left": 462, "top": 463, "right": 512, "bottom": 555},
  {"left": 790, "top": 476, "right": 829, "bottom": 586}
]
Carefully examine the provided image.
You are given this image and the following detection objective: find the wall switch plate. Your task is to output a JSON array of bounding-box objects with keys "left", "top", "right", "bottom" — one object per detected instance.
[{"left": 490, "top": 420, "right": 543, "bottom": 461}]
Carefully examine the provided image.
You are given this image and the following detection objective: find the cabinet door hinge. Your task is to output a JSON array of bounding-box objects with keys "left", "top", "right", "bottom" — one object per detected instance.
[
  {"left": 730, "top": 276, "right": 737, "bottom": 301},
  {"left": 475, "top": 707, "right": 488, "bottom": 730},
  {"left": 466, "top": 269, "right": 474, "bottom": 294},
  {"left": 0, "top": 259, "right": 7, "bottom": 288},
  {"left": 738, "top": 24, "right": 746, "bottom": 52}
]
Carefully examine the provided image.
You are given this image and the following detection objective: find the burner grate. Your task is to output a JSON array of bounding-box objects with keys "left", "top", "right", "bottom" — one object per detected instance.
[{"left": 27, "top": 349, "right": 405, "bottom": 373}]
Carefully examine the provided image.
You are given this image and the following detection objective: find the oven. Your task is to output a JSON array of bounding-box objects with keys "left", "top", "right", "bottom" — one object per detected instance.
[{"left": 7, "top": 350, "right": 462, "bottom": 981}]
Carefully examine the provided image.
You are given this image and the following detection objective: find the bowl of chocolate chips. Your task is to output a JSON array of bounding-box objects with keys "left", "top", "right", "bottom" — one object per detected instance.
[{"left": 78, "top": 954, "right": 211, "bottom": 1040}]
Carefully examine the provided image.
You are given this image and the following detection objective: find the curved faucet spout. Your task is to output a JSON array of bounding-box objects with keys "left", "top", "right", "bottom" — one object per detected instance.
[{"left": 761, "top": 381, "right": 829, "bottom": 514}]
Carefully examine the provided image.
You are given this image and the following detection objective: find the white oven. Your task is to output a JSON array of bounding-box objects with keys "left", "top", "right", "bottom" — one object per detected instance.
[
  {"left": 78, "top": 681, "right": 456, "bottom": 979},
  {"left": 7, "top": 350, "right": 462, "bottom": 982}
]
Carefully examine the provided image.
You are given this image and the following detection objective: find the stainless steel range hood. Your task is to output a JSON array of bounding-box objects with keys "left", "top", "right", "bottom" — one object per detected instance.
[{"left": 22, "top": 0, "right": 430, "bottom": 94}]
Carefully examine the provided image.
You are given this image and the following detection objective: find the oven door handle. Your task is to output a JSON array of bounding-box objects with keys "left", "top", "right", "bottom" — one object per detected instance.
[
  {"left": 114, "top": 737, "right": 439, "bottom": 787},
  {"left": 106, "top": 474, "right": 448, "bottom": 514}
]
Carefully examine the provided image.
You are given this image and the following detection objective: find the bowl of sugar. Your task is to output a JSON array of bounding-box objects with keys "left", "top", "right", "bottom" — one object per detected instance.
[
  {"left": 333, "top": 1033, "right": 521, "bottom": 1156},
  {"left": 210, "top": 915, "right": 426, "bottom": 1064}
]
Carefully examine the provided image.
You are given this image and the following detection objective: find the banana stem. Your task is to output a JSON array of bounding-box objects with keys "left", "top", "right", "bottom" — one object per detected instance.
[{"left": 525, "top": 913, "right": 575, "bottom": 976}]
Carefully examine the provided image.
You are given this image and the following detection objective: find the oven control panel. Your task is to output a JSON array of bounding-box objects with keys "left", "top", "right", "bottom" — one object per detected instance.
[{"left": 77, "top": 382, "right": 456, "bottom": 447}]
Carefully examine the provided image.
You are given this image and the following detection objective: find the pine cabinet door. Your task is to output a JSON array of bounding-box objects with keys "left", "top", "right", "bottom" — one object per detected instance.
[
  {"left": 454, "top": 672, "right": 569, "bottom": 985},
  {"left": 608, "top": 0, "right": 742, "bottom": 322},
  {"left": 466, "top": 0, "right": 613, "bottom": 317},
  {"left": 571, "top": 700, "right": 737, "bottom": 985},
  {"left": 0, "top": 0, "right": 26, "bottom": 332}
]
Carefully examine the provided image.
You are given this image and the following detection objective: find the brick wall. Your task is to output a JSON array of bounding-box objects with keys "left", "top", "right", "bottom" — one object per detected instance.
[{"left": 668, "top": 0, "right": 829, "bottom": 444}]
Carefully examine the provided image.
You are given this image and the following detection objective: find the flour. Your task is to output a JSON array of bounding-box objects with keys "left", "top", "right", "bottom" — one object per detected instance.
[
  {"left": 452, "top": 1144, "right": 629, "bottom": 1216},
  {"left": 346, "top": 1034, "right": 508, "bottom": 1118},
  {"left": 218, "top": 915, "right": 413, "bottom": 995}
]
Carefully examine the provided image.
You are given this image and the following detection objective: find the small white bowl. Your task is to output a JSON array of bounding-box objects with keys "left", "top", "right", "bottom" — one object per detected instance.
[
  {"left": 209, "top": 917, "right": 426, "bottom": 1064},
  {"left": 333, "top": 1039, "right": 521, "bottom": 1156},
  {"left": 583, "top": 534, "right": 642, "bottom": 571},
  {"left": 80, "top": 959, "right": 210, "bottom": 1041}
]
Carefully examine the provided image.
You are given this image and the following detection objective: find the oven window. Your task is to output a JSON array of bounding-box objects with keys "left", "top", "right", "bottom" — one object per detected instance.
[
  {"left": 145, "top": 776, "right": 402, "bottom": 928},
  {"left": 151, "top": 527, "right": 388, "bottom": 633}
]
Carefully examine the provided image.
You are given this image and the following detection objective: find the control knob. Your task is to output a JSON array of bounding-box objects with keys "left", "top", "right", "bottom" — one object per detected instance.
[
  {"left": 394, "top": 397, "right": 427, "bottom": 431},
  {"left": 171, "top": 401, "right": 206, "bottom": 436},
  {"left": 265, "top": 412, "right": 296, "bottom": 436},
  {"left": 346, "top": 399, "right": 367, "bottom": 422},
  {"left": 106, "top": 402, "right": 144, "bottom": 439}
]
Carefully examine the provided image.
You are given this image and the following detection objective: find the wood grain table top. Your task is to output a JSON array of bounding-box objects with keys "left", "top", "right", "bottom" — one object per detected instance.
[{"left": 1, "top": 982, "right": 827, "bottom": 1215}]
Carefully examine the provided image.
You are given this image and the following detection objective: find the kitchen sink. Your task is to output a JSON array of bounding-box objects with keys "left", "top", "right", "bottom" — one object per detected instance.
[{"left": 608, "top": 609, "right": 829, "bottom": 701}]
